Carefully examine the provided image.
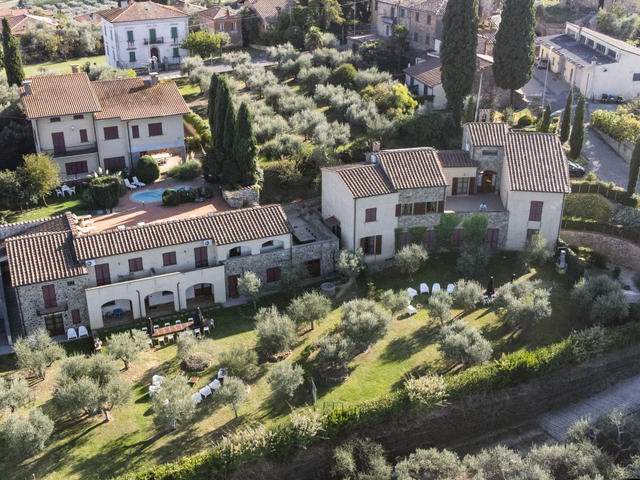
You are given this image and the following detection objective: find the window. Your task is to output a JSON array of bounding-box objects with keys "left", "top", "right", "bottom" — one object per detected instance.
[
  {"left": 425, "top": 35, "right": 430, "bottom": 45},
  {"left": 79, "top": 129, "right": 88, "bottom": 143},
  {"left": 365, "top": 208, "right": 377, "bottom": 222},
  {"left": 67, "top": 280, "right": 75, "bottom": 286},
  {"left": 596, "top": 43, "right": 606, "bottom": 53},
  {"left": 103, "top": 126, "right": 119, "bottom": 140},
  {"left": 95, "top": 263, "right": 111, "bottom": 286},
  {"left": 129, "top": 51, "right": 136, "bottom": 62},
  {"left": 413, "top": 32, "right": 419, "bottom": 42},
  {"left": 148, "top": 122, "right": 163, "bottom": 136},
  {"left": 395, "top": 203, "right": 413, "bottom": 216},
  {"left": 232, "top": 22, "right": 236, "bottom": 31},
  {"left": 171, "top": 26, "right": 178, "bottom": 39},
  {"left": 529, "top": 201, "right": 543, "bottom": 221},
  {"left": 587, "top": 38, "right": 594, "bottom": 47},
  {"left": 131, "top": 125, "right": 139, "bottom": 138},
  {"left": 127, "top": 30, "right": 134, "bottom": 42},
  {"left": 633, "top": 73, "right": 640, "bottom": 82},
  {"left": 426, "top": 201, "right": 437, "bottom": 213},
  {"left": 194, "top": 246, "right": 208, "bottom": 268},
  {"left": 44, "top": 315, "right": 64, "bottom": 336},
  {"left": 527, "top": 228, "right": 539, "bottom": 241},
  {"left": 163, "top": 251, "right": 177, "bottom": 266},
  {"left": 390, "top": 6, "right": 395, "bottom": 17},
  {"left": 173, "top": 47, "right": 179, "bottom": 57},
  {"left": 360, "top": 235, "right": 382, "bottom": 255},
  {"left": 482, "top": 149, "right": 498, "bottom": 156},
  {"left": 50, "top": 117, "right": 61, "bottom": 123},
  {"left": 73, "top": 114, "right": 84, "bottom": 120},
  {"left": 607, "top": 48, "right": 617, "bottom": 58},
  {"left": 399, "top": 7, "right": 405, "bottom": 17},
  {"left": 128, "top": 257, "right": 143, "bottom": 272},
  {"left": 228, "top": 246, "right": 241, "bottom": 257},
  {"left": 398, "top": 231, "right": 411, "bottom": 249},
  {"left": 71, "top": 309, "right": 81, "bottom": 324},
  {"left": 427, "top": 14, "right": 431, "bottom": 24},
  {"left": 219, "top": 23, "right": 224, "bottom": 32},
  {"left": 413, "top": 202, "right": 426, "bottom": 215},
  {"left": 452, "top": 228, "right": 465, "bottom": 248},
  {"left": 42, "top": 284, "right": 57, "bottom": 308},
  {"left": 453, "top": 177, "right": 470, "bottom": 195},
  {"left": 104, "top": 156, "right": 125, "bottom": 171},
  {"left": 149, "top": 28, "right": 156, "bottom": 42},
  {"left": 266, "top": 267, "right": 281, "bottom": 283},
  {"left": 415, "top": 12, "right": 419, "bottom": 21},
  {"left": 423, "top": 229, "right": 435, "bottom": 249},
  {"left": 65, "top": 161, "right": 88, "bottom": 175},
  {"left": 486, "top": 228, "right": 499, "bottom": 249}
]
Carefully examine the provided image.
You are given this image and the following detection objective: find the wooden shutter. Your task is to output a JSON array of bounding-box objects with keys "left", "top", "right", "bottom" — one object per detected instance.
[
  {"left": 529, "top": 201, "right": 543, "bottom": 221},
  {"left": 148, "top": 123, "right": 163, "bottom": 136},
  {"left": 194, "top": 246, "right": 208, "bottom": 268},
  {"left": 129, "top": 258, "right": 143, "bottom": 272},
  {"left": 452, "top": 178, "right": 458, "bottom": 196},
  {"left": 487, "top": 228, "right": 499, "bottom": 249},
  {"left": 437, "top": 201, "right": 444, "bottom": 213},
  {"left": 79, "top": 129, "right": 88, "bottom": 142},
  {"left": 267, "top": 267, "right": 281, "bottom": 283},
  {"left": 95, "top": 264, "right": 111, "bottom": 286},
  {"left": 42, "top": 284, "right": 56, "bottom": 308},
  {"left": 375, "top": 235, "right": 382, "bottom": 254},
  {"left": 413, "top": 202, "right": 426, "bottom": 215},
  {"left": 469, "top": 179, "right": 475, "bottom": 194},
  {"left": 131, "top": 125, "right": 140, "bottom": 138},
  {"left": 395, "top": 204, "right": 401, "bottom": 217},
  {"left": 71, "top": 309, "right": 81, "bottom": 324},
  {"left": 163, "top": 252, "right": 176, "bottom": 266}
]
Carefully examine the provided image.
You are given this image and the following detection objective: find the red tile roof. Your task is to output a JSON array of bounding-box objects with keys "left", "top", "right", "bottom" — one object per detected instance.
[
  {"left": 20, "top": 73, "right": 102, "bottom": 119},
  {"left": 437, "top": 150, "right": 475, "bottom": 167},
  {"left": 465, "top": 122, "right": 509, "bottom": 146},
  {"left": 98, "top": 1, "right": 187, "bottom": 23},
  {"left": 246, "top": 0, "right": 295, "bottom": 23},
  {"left": 325, "top": 163, "right": 395, "bottom": 199},
  {"left": 376, "top": 148, "right": 447, "bottom": 189}
]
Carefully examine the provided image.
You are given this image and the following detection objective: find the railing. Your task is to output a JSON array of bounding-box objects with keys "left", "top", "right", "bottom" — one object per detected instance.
[
  {"left": 170, "top": 36, "right": 180, "bottom": 45},
  {"left": 127, "top": 41, "right": 135, "bottom": 49},
  {"left": 47, "top": 143, "right": 98, "bottom": 158},
  {"left": 37, "top": 303, "right": 68, "bottom": 316},
  {"left": 144, "top": 36, "right": 164, "bottom": 44}
]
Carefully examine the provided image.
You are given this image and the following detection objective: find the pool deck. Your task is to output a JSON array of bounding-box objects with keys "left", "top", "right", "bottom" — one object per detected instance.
[{"left": 88, "top": 178, "right": 231, "bottom": 233}]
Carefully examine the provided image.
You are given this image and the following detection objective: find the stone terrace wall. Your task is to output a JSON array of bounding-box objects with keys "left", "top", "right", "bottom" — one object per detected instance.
[
  {"left": 222, "top": 187, "right": 259, "bottom": 209},
  {"left": 590, "top": 126, "right": 634, "bottom": 163},
  {"left": 0, "top": 218, "right": 51, "bottom": 241},
  {"left": 561, "top": 229, "right": 640, "bottom": 270}
]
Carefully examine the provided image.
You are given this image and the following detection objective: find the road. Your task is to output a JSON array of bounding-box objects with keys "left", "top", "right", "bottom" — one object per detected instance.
[{"left": 522, "top": 69, "right": 638, "bottom": 193}]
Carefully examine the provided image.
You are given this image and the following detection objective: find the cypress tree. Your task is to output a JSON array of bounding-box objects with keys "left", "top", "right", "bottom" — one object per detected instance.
[
  {"left": 234, "top": 102, "right": 260, "bottom": 187},
  {"left": 204, "top": 73, "right": 220, "bottom": 180},
  {"left": 220, "top": 103, "right": 239, "bottom": 186},
  {"left": 559, "top": 86, "right": 573, "bottom": 143},
  {"left": 538, "top": 104, "right": 551, "bottom": 133},
  {"left": 440, "top": 0, "right": 478, "bottom": 124},
  {"left": 569, "top": 94, "right": 586, "bottom": 160},
  {"left": 628, "top": 137, "right": 640, "bottom": 194},
  {"left": 208, "top": 76, "right": 232, "bottom": 181},
  {"left": 2, "top": 17, "right": 24, "bottom": 87},
  {"left": 463, "top": 96, "right": 477, "bottom": 123},
  {"left": 493, "top": 0, "right": 535, "bottom": 105}
]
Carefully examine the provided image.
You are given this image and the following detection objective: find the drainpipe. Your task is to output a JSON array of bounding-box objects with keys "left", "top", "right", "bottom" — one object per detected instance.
[
  {"left": 15, "top": 287, "right": 26, "bottom": 337},
  {"left": 136, "top": 289, "right": 142, "bottom": 318},
  {"left": 353, "top": 198, "right": 357, "bottom": 251},
  {"left": 177, "top": 281, "right": 181, "bottom": 311},
  {"left": 126, "top": 120, "right": 133, "bottom": 172},
  {"left": 93, "top": 115, "right": 102, "bottom": 170}
]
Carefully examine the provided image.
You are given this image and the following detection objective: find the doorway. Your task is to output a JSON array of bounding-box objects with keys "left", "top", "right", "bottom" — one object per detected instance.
[
  {"left": 228, "top": 275, "right": 239, "bottom": 298},
  {"left": 481, "top": 171, "right": 496, "bottom": 193},
  {"left": 150, "top": 47, "right": 159, "bottom": 61},
  {"left": 44, "top": 314, "right": 65, "bottom": 336},
  {"left": 52, "top": 132, "right": 66, "bottom": 155}
]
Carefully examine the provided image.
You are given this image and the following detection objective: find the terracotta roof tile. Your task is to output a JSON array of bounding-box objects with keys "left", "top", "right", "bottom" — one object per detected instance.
[
  {"left": 72, "top": 204, "right": 292, "bottom": 260},
  {"left": 246, "top": 0, "right": 295, "bottom": 23},
  {"left": 376, "top": 147, "right": 447, "bottom": 189},
  {"left": 198, "top": 6, "right": 242, "bottom": 21},
  {"left": 437, "top": 150, "right": 475, "bottom": 167},
  {"left": 403, "top": 56, "right": 441, "bottom": 87},
  {"left": 98, "top": 1, "right": 187, "bottom": 23},
  {"left": 505, "top": 132, "right": 570, "bottom": 193},
  {"left": 92, "top": 78, "right": 189, "bottom": 120},
  {"left": 465, "top": 122, "right": 509, "bottom": 146},
  {"left": 325, "top": 163, "right": 395, "bottom": 199},
  {"left": 20, "top": 73, "right": 102, "bottom": 119}
]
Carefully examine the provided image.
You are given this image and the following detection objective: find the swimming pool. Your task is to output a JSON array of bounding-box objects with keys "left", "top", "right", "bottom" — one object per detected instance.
[{"left": 131, "top": 186, "right": 190, "bottom": 203}]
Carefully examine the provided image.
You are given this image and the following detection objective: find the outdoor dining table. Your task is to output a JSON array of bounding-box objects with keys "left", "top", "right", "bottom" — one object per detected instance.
[{"left": 151, "top": 318, "right": 211, "bottom": 338}]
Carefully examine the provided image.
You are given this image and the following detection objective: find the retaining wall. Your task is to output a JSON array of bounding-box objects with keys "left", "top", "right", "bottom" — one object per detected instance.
[
  {"left": 590, "top": 126, "right": 634, "bottom": 163},
  {"left": 561, "top": 229, "right": 640, "bottom": 270}
]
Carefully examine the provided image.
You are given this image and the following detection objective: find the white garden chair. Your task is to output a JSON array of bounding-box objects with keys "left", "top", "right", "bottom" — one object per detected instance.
[
  {"left": 164, "top": 322, "right": 170, "bottom": 327},
  {"left": 209, "top": 379, "right": 221, "bottom": 390},
  {"left": 55, "top": 188, "right": 63, "bottom": 197},
  {"left": 66, "top": 328, "right": 78, "bottom": 340},
  {"left": 432, "top": 283, "right": 441, "bottom": 293},
  {"left": 446, "top": 283, "right": 455, "bottom": 294},
  {"left": 152, "top": 375, "right": 164, "bottom": 386},
  {"left": 153, "top": 324, "right": 159, "bottom": 329},
  {"left": 419, "top": 283, "right": 429, "bottom": 295},
  {"left": 218, "top": 368, "right": 228, "bottom": 379},
  {"left": 191, "top": 392, "right": 203, "bottom": 404},
  {"left": 132, "top": 176, "right": 146, "bottom": 187},
  {"left": 78, "top": 325, "right": 89, "bottom": 338},
  {"left": 203, "top": 325, "right": 210, "bottom": 335},
  {"left": 175, "top": 320, "right": 181, "bottom": 324},
  {"left": 199, "top": 385, "right": 212, "bottom": 398},
  {"left": 157, "top": 336, "right": 165, "bottom": 346},
  {"left": 141, "top": 327, "right": 148, "bottom": 332},
  {"left": 194, "top": 328, "right": 201, "bottom": 336},
  {"left": 407, "top": 287, "right": 418, "bottom": 299},
  {"left": 124, "top": 178, "right": 137, "bottom": 190},
  {"left": 407, "top": 305, "right": 417, "bottom": 316}
]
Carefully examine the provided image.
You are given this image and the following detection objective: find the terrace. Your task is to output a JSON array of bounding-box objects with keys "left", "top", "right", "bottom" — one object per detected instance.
[{"left": 444, "top": 193, "right": 505, "bottom": 213}]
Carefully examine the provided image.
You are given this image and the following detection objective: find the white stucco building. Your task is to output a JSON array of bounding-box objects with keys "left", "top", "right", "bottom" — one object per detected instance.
[
  {"left": 20, "top": 71, "right": 189, "bottom": 180},
  {"left": 537, "top": 22, "right": 640, "bottom": 100},
  {"left": 322, "top": 122, "right": 570, "bottom": 263},
  {"left": 98, "top": 0, "right": 189, "bottom": 71}
]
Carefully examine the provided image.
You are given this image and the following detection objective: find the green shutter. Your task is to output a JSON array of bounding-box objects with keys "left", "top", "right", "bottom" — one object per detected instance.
[
  {"left": 173, "top": 47, "right": 179, "bottom": 58},
  {"left": 127, "top": 30, "right": 133, "bottom": 42},
  {"left": 171, "top": 26, "right": 177, "bottom": 38},
  {"left": 129, "top": 51, "right": 136, "bottom": 62},
  {"left": 149, "top": 28, "right": 156, "bottom": 43}
]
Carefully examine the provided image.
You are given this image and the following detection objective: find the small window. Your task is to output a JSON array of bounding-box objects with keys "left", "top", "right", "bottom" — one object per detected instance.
[
  {"left": 129, "top": 51, "right": 136, "bottom": 62},
  {"left": 67, "top": 280, "right": 75, "bottom": 286},
  {"left": 131, "top": 125, "right": 139, "bottom": 138},
  {"left": 596, "top": 43, "right": 606, "bottom": 53},
  {"left": 219, "top": 23, "right": 224, "bottom": 32},
  {"left": 173, "top": 47, "right": 179, "bottom": 58},
  {"left": 71, "top": 309, "right": 81, "bottom": 324},
  {"left": 50, "top": 117, "right": 61, "bottom": 123},
  {"left": 232, "top": 22, "right": 236, "bottom": 31},
  {"left": 426, "top": 201, "right": 437, "bottom": 213},
  {"left": 587, "top": 38, "right": 594, "bottom": 47},
  {"left": 607, "top": 49, "right": 616, "bottom": 58},
  {"left": 127, "top": 30, "right": 134, "bottom": 42},
  {"left": 229, "top": 246, "right": 241, "bottom": 257},
  {"left": 103, "top": 126, "right": 119, "bottom": 140},
  {"left": 171, "top": 26, "right": 178, "bottom": 38},
  {"left": 266, "top": 267, "right": 281, "bottom": 283},
  {"left": 148, "top": 122, "right": 163, "bottom": 136},
  {"left": 401, "top": 204, "right": 413, "bottom": 216},
  {"left": 73, "top": 114, "right": 84, "bottom": 120},
  {"left": 128, "top": 257, "right": 143, "bottom": 272},
  {"left": 415, "top": 12, "right": 419, "bottom": 21},
  {"left": 163, "top": 251, "right": 177, "bottom": 266},
  {"left": 529, "top": 201, "right": 543, "bottom": 222},
  {"left": 399, "top": 7, "right": 405, "bottom": 17},
  {"left": 65, "top": 161, "right": 88, "bottom": 175},
  {"left": 482, "top": 149, "right": 498, "bottom": 156},
  {"left": 427, "top": 14, "right": 431, "bottom": 24},
  {"left": 365, "top": 208, "right": 377, "bottom": 222},
  {"left": 633, "top": 73, "right": 640, "bottom": 82},
  {"left": 79, "top": 129, "right": 88, "bottom": 143}
]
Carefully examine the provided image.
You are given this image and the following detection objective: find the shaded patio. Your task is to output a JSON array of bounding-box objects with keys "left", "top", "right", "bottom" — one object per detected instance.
[{"left": 445, "top": 193, "right": 505, "bottom": 213}]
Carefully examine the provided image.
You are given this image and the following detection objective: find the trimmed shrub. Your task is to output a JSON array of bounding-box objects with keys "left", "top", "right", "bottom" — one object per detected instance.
[
  {"left": 135, "top": 155, "right": 160, "bottom": 185},
  {"left": 261, "top": 134, "right": 304, "bottom": 160},
  {"left": 167, "top": 159, "right": 202, "bottom": 180},
  {"left": 184, "top": 112, "right": 212, "bottom": 147},
  {"left": 517, "top": 114, "right": 534, "bottom": 127},
  {"left": 591, "top": 107, "right": 640, "bottom": 142},
  {"left": 84, "top": 175, "right": 126, "bottom": 210},
  {"left": 330, "top": 63, "right": 357, "bottom": 88},
  {"left": 162, "top": 188, "right": 180, "bottom": 206},
  {"left": 570, "top": 180, "right": 640, "bottom": 208},
  {"left": 563, "top": 193, "right": 612, "bottom": 222}
]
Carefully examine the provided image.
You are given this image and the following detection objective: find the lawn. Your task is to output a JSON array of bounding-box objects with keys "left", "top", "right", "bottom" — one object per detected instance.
[
  {"left": 0, "top": 254, "right": 580, "bottom": 479},
  {"left": 23, "top": 55, "right": 107, "bottom": 77},
  {"left": 1, "top": 194, "right": 88, "bottom": 223}
]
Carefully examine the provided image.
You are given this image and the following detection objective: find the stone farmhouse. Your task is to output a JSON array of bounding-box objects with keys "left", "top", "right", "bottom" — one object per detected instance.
[
  {"left": 321, "top": 123, "right": 570, "bottom": 263},
  {"left": 98, "top": 0, "right": 189, "bottom": 71},
  {"left": 20, "top": 71, "right": 189, "bottom": 181},
  {"left": 196, "top": 7, "right": 243, "bottom": 47},
  {"left": 537, "top": 22, "right": 640, "bottom": 100},
  {"left": 2, "top": 205, "right": 337, "bottom": 339}
]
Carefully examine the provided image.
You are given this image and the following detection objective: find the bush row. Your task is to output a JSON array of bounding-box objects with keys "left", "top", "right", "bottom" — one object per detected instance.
[
  {"left": 571, "top": 180, "right": 640, "bottom": 208},
  {"left": 591, "top": 107, "right": 640, "bottom": 142},
  {"left": 562, "top": 217, "right": 640, "bottom": 244},
  {"left": 183, "top": 112, "right": 212, "bottom": 148},
  {"left": 563, "top": 193, "right": 612, "bottom": 223}
]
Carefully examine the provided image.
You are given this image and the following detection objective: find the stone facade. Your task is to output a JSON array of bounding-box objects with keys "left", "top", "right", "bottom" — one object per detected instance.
[
  {"left": 0, "top": 218, "right": 52, "bottom": 241},
  {"left": 372, "top": 0, "right": 444, "bottom": 52},
  {"left": 222, "top": 187, "right": 260, "bottom": 209},
  {"left": 560, "top": 230, "right": 640, "bottom": 270}
]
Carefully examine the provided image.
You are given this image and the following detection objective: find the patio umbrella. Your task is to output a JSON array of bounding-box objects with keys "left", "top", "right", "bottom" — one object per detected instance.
[
  {"left": 195, "top": 307, "right": 203, "bottom": 328},
  {"left": 487, "top": 276, "right": 495, "bottom": 296},
  {"left": 147, "top": 316, "right": 154, "bottom": 336}
]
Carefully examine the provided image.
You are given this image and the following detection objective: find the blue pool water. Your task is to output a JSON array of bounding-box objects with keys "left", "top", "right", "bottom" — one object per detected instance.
[{"left": 131, "top": 186, "right": 190, "bottom": 203}]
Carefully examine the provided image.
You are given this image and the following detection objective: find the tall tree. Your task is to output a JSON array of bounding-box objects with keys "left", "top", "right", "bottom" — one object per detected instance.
[
  {"left": 569, "top": 94, "right": 586, "bottom": 159},
  {"left": 220, "top": 102, "right": 238, "bottom": 185},
  {"left": 559, "top": 86, "right": 573, "bottom": 143},
  {"left": 492, "top": 0, "right": 535, "bottom": 105},
  {"left": 440, "top": 0, "right": 479, "bottom": 123},
  {"left": 18, "top": 153, "right": 59, "bottom": 206},
  {"left": 233, "top": 102, "right": 260, "bottom": 187},
  {"left": 308, "top": 0, "right": 344, "bottom": 31},
  {"left": 628, "top": 137, "right": 640, "bottom": 194},
  {"left": 182, "top": 31, "right": 223, "bottom": 59},
  {"left": 209, "top": 75, "right": 232, "bottom": 182},
  {"left": 538, "top": 103, "right": 552, "bottom": 133},
  {"left": 2, "top": 18, "right": 24, "bottom": 87}
]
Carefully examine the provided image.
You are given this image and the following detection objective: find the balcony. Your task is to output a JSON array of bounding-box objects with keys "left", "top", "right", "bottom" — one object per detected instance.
[
  {"left": 170, "top": 37, "right": 180, "bottom": 45},
  {"left": 48, "top": 143, "right": 98, "bottom": 158},
  {"left": 144, "top": 36, "right": 164, "bottom": 44},
  {"left": 127, "top": 41, "right": 135, "bottom": 50},
  {"left": 445, "top": 193, "right": 505, "bottom": 213},
  {"left": 37, "top": 303, "right": 68, "bottom": 316}
]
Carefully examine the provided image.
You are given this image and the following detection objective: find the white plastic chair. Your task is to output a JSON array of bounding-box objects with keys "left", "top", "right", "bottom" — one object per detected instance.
[
  {"left": 407, "top": 287, "right": 418, "bottom": 298},
  {"left": 199, "top": 385, "right": 212, "bottom": 398},
  {"left": 152, "top": 375, "right": 164, "bottom": 386},
  {"left": 218, "top": 368, "right": 228, "bottom": 379},
  {"left": 78, "top": 326, "right": 89, "bottom": 338},
  {"left": 55, "top": 188, "right": 63, "bottom": 197},
  {"left": 66, "top": 328, "right": 77, "bottom": 340},
  {"left": 124, "top": 178, "right": 137, "bottom": 190},
  {"left": 132, "top": 176, "right": 146, "bottom": 187},
  {"left": 142, "top": 327, "right": 148, "bottom": 332},
  {"left": 194, "top": 328, "right": 201, "bottom": 336},
  {"left": 67, "top": 186, "right": 76, "bottom": 195},
  {"left": 187, "top": 317, "right": 194, "bottom": 323},
  {"left": 164, "top": 322, "right": 170, "bottom": 327},
  {"left": 419, "top": 283, "right": 429, "bottom": 294},
  {"left": 157, "top": 336, "right": 165, "bottom": 346},
  {"left": 203, "top": 325, "right": 210, "bottom": 335},
  {"left": 153, "top": 324, "right": 159, "bottom": 329},
  {"left": 432, "top": 283, "right": 441, "bottom": 293},
  {"left": 191, "top": 392, "right": 203, "bottom": 404},
  {"left": 149, "top": 385, "right": 160, "bottom": 397},
  {"left": 175, "top": 320, "right": 181, "bottom": 324},
  {"left": 209, "top": 379, "right": 221, "bottom": 390},
  {"left": 407, "top": 305, "right": 417, "bottom": 316},
  {"left": 446, "top": 283, "right": 455, "bottom": 294}
]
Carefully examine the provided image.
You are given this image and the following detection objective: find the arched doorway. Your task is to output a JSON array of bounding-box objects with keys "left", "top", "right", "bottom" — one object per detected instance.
[
  {"left": 481, "top": 171, "right": 497, "bottom": 193},
  {"left": 150, "top": 47, "right": 159, "bottom": 61},
  {"left": 186, "top": 283, "right": 215, "bottom": 309},
  {"left": 101, "top": 299, "right": 133, "bottom": 327},
  {"left": 144, "top": 291, "right": 175, "bottom": 317}
]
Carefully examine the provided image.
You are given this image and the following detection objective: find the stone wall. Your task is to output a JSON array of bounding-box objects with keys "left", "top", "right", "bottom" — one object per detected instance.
[
  {"left": 561, "top": 229, "right": 640, "bottom": 269},
  {"left": 590, "top": 126, "right": 634, "bottom": 163},
  {"left": 292, "top": 239, "right": 338, "bottom": 276},
  {"left": 222, "top": 187, "right": 259, "bottom": 209},
  {"left": 16, "top": 274, "right": 91, "bottom": 336},
  {"left": 397, "top": 187, "right": 446, "bottom": 229},
  {"left": 0, "top": 218, "right": 52, "bottom": 242}
]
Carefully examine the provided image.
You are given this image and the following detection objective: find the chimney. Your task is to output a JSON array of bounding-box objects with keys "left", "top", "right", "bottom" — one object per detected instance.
[
  {"left": 149, "top": 72, "right": 158, "bottom": 87},
  {"left": 119, "top": 0, "right": 129, "bottom": 8},
  {"left": 372, "top": 141, "right": 381, "bottom": 152},
  {"left": 22, "top": 80, "right": 32, "bottom": 95},
  {"left": 71, "top": 64, "right": 79, "bottom": 73}
]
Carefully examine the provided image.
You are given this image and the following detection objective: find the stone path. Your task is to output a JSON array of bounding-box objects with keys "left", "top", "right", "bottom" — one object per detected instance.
[{"left": 537, "top": 374, "right": 640, "bottom": 441}]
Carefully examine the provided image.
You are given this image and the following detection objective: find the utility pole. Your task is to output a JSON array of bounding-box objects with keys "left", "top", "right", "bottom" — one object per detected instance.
[
  {"left": 353, "top": 0, "right": 357, "bottom": 36},
  {"left": 474, "top": 69, "right": 484, "bottom": 121},
  {"left": 541, "top": 47, "right": 553, "bottom": 109}
]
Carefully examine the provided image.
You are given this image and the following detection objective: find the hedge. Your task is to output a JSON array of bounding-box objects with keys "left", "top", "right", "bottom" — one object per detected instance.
[
  {"left": 563, "top": 193, "right": 612, "bottom": 223},
  {"left": 118, "top": 321, "right": 640, "bottom": 480},
  {"left": 562, "top": 217, "right": 640, "bottom": 244},
  {"left": 83, "top": 175, "right": 126, "bottom": 210},
  {"left": 183, "top": 112, "right": 212, "bottom": 147},
  {"left": 591, "top": 108, "right": 640, "bottom": 143},
  {"left": 571, "top": 180, "right": 640, "bottom": 208}
]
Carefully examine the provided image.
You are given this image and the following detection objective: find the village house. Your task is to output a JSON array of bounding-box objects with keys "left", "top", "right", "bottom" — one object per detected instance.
[
  {"left": 2, "top": 205, "right": 338, "bottom": 339},
  {"left": 321, "top": 122, "right": 570, "bottom": 263},
  {"left": 1, "top": 10, "right": 56, "bottom": 36},
  {"left": 20, "top": 71, "right": 189, "bottom": 181},
  {"left": 197, "top": 6, "right": 243, "bottom": 47},
  {"left": 537, "top": 22, "right": 640, "bottom": 100},
  {"left": 243, "top": 0, "right": 296, "bottom": 30},
  {"left": 98, "top": 0, "right": 189, "bottom": 71}
]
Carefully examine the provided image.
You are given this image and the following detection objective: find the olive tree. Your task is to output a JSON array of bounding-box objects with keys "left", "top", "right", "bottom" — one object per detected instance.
[
  {"left": 107, "top": 329, "right": 148, "bottom": 369},
  {"left": 438, "top": 320, "right": 493, "bottom": 368},
  {"left": 0, "top": 408, "right": 53, "bottom": 459},
  {"left": 152, "top": 375, "right": 195, "bottom": 431},
  {"left": 394, "top": 244, "right": 429, "bottom": 280},
  {"left": 219, "top": 344, "right": 259, "bottom": 381},
  {"left": 395, "top": 448, "right": 464, "bottom": 480},
  {"left": 176, "top": 334, "right": 197, "bottom": 362},
  {"left": 267, "top": 361, "right": 304, "bottom": 401},
  {"left": 379, "top": 289, "right": 411, "bottom": 314},
  {"left": 316, "top": 334, "right": 353, "bottom": 377},
  {"left": 255, "top": 306, "right": 297, "bottom": 358},
  {"left": 0, "top": 377, "right": 31, "bottom": 413},
  {"left": 464, "top": 445, "right": 548, "bottom": 480},
  {"left": 13, "top": 328, "right": 65, "bottom": 379},
  {"left": 495, "top": 279, "right": 552, "bottom": 330},
  {"left": 337, "top": 248, "right": 365, "bottom": 284},
  {"left": 452, "top": 279, "right": 484, "bottom": 311},
  {"left": 571, "top": 274, "right": 628, "bottom": 326},
  {"left": 523, "top": 232, "right": 553, "bottom": 267},
  {"left": 287, "top": 290, "right": 331, "bottom": 330},
  {"left": 340, "top": 299, "right": 392, "bottom": 353},
  {"left": 428, "top": 291, "right": 453, "bottom": 325},
  {"left": 238, "top": 271, "right": 262, "bottom": 309},
  {"left": 215, "top": 375, "right": 247, "bottom": 419},
  {"left": 332, "top": 438, "right": 392, "bottom": 480}
]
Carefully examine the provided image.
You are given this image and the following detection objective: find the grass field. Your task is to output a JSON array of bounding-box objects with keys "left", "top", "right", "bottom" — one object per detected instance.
[
  {"left": 0, "top": 254, "right": 580, "bottom": 479},
  {"left": 1, "top": 194, "right": 88, "bottom": 224},
  {"left": 23, "top": 55, "right": 107, "bottom": 77}
]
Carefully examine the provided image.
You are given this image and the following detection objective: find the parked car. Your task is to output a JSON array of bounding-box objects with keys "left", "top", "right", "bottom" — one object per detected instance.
[
  {"left": 537, "top": 58, "right": 548, "bottom": 69},
  {"left": 568, "top": 161, "right": 585, "bottom": 178},
  {"left": 600, "top": 94, "right": 624, "bottom": 104}
]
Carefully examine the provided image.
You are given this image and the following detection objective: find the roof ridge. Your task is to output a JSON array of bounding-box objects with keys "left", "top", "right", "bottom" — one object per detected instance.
[
  {"left": 6, "top": 229, "right": 71, "bottom": 242},
  {"left": 0, "top": 215, "right": 62, "bottom": 229},
  {"left": 376, "top": 146, "right": 435, "bottom": 153}
]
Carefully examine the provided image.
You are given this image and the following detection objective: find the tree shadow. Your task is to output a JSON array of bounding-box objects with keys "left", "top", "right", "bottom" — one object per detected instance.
[{"left": 380, "top": 323, "right": 438, "bottom": 364}]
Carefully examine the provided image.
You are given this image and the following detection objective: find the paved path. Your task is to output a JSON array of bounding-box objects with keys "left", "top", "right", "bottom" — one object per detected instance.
[{"left": 537, "top": 374, "right": 640, "bottom": 441}]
